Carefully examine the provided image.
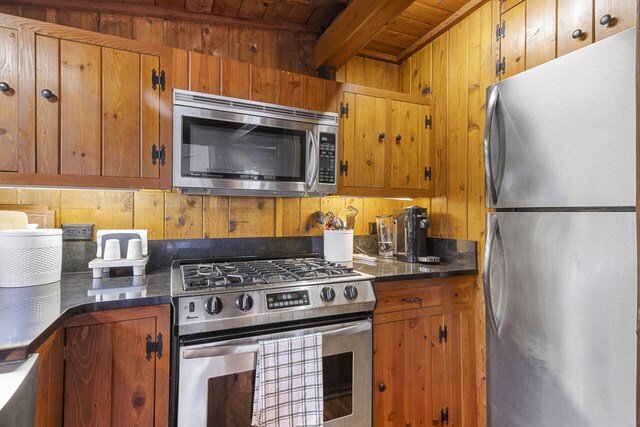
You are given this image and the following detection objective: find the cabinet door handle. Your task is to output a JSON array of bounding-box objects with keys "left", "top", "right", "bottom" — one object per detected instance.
[
  {"left": 401, "top": 297, "right": 422, "bottom": 303},
  {"left": 0, "top": 82, "right": 10, "bottom": 93},
  {"left": 378, "top": 132, "right": 385, "bottom": 140},
  {"left": 378, "top": 383, "right": 387, "bottom": 392},
  {"left": 572, "top": 29, "right": 583, "bottom": 39},
  {"left": 40, "top": 89, "right": 55, "bottom": 99},
  {"left": 395, "top": 134, "right": 402, "bottom": 143},
  {"left": 599, "top": 14, "right": 612, "bottom": 26}
]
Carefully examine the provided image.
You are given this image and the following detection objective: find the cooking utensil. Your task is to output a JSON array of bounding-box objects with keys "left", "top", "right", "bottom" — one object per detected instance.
[
  {"left": 346, "top": 210, "right": 357, "bottom": 230},
  {"left": 312, "top": 211, "right": 326, "bottom": 229}
]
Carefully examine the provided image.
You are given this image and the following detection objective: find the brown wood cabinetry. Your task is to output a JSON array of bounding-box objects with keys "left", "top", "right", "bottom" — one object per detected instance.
[
  {"left": 0, "top": 13, "right": 172, "bottom": 189},
  {"left": 338, "top": 84, "right": 434, "bottom": 198},
  {"left": 34, "top": 328, "right": 65, "bottom": 427},
  {"left": 373, "top": 277, "right": 475, "bottom": 427},
  {"left": 63, "top": 305, "right": 170, "bottom": 427}
]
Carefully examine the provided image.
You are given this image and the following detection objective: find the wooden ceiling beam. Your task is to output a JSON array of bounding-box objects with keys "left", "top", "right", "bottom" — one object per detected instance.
[
  {"left": 397, "top": 0, "right": 487, "bottom": 62},
  {"left": 313, "top": 0, "right": 416, "bottom": 70},
  {"left": 0, "top": 0, "right": 321, "bottom": 33},
  {"left": 261, "top": 0, "right": 348, "bottom": 6}
]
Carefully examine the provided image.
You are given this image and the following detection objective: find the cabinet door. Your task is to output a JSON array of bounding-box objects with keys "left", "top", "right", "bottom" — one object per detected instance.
[
  {"left": 500, "top": 2, "right": 526, "bottom": 79},
  {"left": 0, "top": 26, "right": 19, "bottom": 172},
  {"left": 374, "top": 317, "right": 442, "bottom": 426},
  {"left": 443, "top": 310, "right": 476, "bottom": 427},
  {"left": 594, "top": 0, "right": 637, "bottom": 41},
  {"left": 36, "top": 35, "right": 60, "bottom": 174},
  {"left": 390, "top": 100, "right": 425, "bottom": 190},
  {"left": 557, "top": 0, "right": 593, "bottom": 57},
  {"left": 341, "top": 92, "right": 386, "bottom": 189}
]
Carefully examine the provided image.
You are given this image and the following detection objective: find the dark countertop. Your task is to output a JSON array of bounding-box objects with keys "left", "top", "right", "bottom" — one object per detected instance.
[
  {"left": 0, "top": 270, "right": 172, "bottom": 362},
  {"left": 0, "top": 238, "right": 477, "bottom": 362}
]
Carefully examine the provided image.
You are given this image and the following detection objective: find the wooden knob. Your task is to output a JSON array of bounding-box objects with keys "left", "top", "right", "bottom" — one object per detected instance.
[{"left": 572, "top": 29, "right": 583, "bottom": 39}]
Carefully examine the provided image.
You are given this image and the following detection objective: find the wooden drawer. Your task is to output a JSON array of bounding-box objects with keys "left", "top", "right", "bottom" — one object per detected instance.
[{"left": 375, "top": 284, "right": 444, "bottom": 314}]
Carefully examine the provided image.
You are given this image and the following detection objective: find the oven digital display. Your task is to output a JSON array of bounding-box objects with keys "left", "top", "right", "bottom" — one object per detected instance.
[{"left": 266, "top": 290, "right": 310, "bottom": 309}]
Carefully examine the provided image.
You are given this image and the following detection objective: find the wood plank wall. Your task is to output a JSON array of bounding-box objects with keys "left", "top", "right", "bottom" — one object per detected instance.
[
  {"left": 398, "top": 3, "right": 496, "bottom": 426},
  {"left": 336, "top": 56, "right": 400, "bottom": 92},
  {"left": 0, "top": 4, "right": 315, "bottom": 74}
]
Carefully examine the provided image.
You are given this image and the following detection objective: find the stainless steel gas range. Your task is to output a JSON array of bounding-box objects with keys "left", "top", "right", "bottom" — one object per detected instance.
[{"left": 170, "top": 256, "right": 376, "bottom": 427}]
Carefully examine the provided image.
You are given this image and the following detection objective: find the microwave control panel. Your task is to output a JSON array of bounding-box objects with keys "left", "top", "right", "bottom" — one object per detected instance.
[{"left": 319, "top": 133, "right": 336, "bottom": 184}]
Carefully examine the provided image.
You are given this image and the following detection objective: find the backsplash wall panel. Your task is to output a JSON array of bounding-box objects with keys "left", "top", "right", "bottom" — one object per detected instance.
[{"left": 0, "top": 188, "right": 431, "bottom": 240}]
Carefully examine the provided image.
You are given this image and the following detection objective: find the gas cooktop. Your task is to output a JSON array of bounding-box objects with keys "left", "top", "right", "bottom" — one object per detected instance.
[
  {"left": 179, "top": 258, "right": 359, "bottom": 292},
  {"left": 171, "top": 256, "right": 376, "bottom": 335}
]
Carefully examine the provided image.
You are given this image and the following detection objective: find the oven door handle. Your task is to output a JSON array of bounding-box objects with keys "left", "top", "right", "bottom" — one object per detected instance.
[{"left": 182, "top": 322, "right": 370, "bottom": 359}]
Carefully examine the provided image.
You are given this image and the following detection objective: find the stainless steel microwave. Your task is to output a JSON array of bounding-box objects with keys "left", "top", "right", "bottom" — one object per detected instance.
[{"left": 172, "top": 89, "right": 339, "bottom": 197}]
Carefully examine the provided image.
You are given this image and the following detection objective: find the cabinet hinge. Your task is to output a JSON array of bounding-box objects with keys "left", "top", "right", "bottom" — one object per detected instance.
[
  {"left": 424, "top": 166, "right": 432, "bottom": 181},
  {"left": 146, "top": 333, "right": 163, "bottom": 361},
  {"left": 339, "top": 102, "right": 349, "bottom": 119},
  {"left": 425, "top": 115, "right": 432, "bottom": 129},
  {"left": 496, "top": 20, "right": 506, "bottom": 41},
  {"left": 441, "top": 407, "right": 449, "bottom": 426},
  {"left": 339, "top": 160, "right": 349, "bottom": 176},
  {"left": 495, "top": 57, "right": 506, "bottom": 77},
  {"left": 151, "top": 69, "right": 166, "bottom": 92},
  {"left": 151, "top": 144, "right": 166, "bottom": 166},
  {"left": 439, "top": 324, "right": 447, "bottom": 343}
]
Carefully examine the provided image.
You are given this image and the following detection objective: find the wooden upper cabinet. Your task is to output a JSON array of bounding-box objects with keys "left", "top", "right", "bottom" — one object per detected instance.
[
  {"left": 338, "top": 84, "right": 433, "bottom": 198},
  {"left": 499, "top": 1, "right": 526, "bottom": 79},
  {"left": 557, "top": 0, "right": 594, "bottom": 56},
  {"left": 0, "top": 13, "right": 172, "bottom": 189},
  {"left": 341, "top": 92, "right": 387, "bottom": 190},
  {"left": 594, "top": 0, "right": 637, "bottom": 41},
  {"left": 0, "top": 26, "right": 19, "bottom": 172}
]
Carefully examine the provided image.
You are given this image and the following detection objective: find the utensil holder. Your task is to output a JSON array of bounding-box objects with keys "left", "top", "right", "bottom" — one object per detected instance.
[{"left": 323, "top": 229, "right": 353, "bottom": 262}]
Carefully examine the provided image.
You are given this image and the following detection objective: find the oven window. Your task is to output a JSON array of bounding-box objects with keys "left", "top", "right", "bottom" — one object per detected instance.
[
  {"left": 205, "top": 352, "right": 354, "bottom": 426},
  {"left": 182, "top": 116, "right": 306, "bottom": 182}
]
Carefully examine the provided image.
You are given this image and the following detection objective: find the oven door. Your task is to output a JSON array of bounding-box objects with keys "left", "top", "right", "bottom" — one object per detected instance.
[{"left": 177, "top": 320, "right": 372, "bottom": 427}]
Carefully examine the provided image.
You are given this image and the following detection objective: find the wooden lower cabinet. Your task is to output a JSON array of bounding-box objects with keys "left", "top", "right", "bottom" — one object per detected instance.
[
  {"left": 373, "top": 277, "right": 476, "bottom": 427},
  {"left": 63, "top": 304, "right": 170, "bottom": 427}
]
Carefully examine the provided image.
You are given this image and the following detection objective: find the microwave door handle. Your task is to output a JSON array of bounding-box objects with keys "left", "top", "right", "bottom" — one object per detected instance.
[
  {"left": 306, "top": 131, "right": 318, "bottom": 191},
  {"left": 182, "top": 322, "right": 370, "bottom": 359}
]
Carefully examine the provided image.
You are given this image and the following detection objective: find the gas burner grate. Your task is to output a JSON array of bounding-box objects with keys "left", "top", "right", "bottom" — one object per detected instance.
[{"left": 180, "top": 257, "right": 360, "bottom": 291}]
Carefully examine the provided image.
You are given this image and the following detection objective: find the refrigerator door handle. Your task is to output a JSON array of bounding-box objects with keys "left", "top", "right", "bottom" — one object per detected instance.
[
  {"left": 483, "top": 85, "right": 505, "bottom": 205},
  {"left": 483, "top": 214, "right": 500, "bottom": 336}
]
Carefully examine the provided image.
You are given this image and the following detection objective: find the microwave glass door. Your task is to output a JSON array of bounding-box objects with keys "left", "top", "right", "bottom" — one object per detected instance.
[{"left": 182, "top": 116, "right": 306, "bottom": 182}]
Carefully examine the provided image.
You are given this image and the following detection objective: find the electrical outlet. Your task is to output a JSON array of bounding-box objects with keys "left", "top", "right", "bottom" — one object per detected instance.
[
  {"left": 368, "top": 222, "right": 377, "bottom": 235},
  {"left": 62, "top": 224, "right": 94, "bottom": 241}
]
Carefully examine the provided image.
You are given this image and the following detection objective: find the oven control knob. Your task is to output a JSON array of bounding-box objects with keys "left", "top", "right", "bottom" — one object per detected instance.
[
  {"left": 344, "top": 285, "right": 358, "bottom": 301},
  {"left": 204, "top": 297, "right": 223, "bottom": 315},
  {"left": 320, "top": 286, "right": 336, "bottom": 302},
  {"left": 236, "top": 294, "right": 254, "bottom": 312}
]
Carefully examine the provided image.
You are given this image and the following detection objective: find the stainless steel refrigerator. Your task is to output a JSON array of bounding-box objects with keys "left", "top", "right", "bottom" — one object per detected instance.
[{"left": 483, "top": 28, "right": 637, "bottom": 426}]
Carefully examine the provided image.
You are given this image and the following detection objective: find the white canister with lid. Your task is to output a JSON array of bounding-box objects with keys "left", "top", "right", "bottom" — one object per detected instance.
[
  {"left": 0, "top": 229, "right": 63, "bottom": 288},
  {"left": 323, "top": 229, "right": 354, "bottom": 263}
]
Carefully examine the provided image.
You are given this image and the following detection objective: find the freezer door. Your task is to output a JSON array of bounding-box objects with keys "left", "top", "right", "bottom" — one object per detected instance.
[
  {"left": 484, "top": 28, "right": 635, "bottom": 209},
  {"left": 484, "top": 211, "right": 636, "bottom": 427}
]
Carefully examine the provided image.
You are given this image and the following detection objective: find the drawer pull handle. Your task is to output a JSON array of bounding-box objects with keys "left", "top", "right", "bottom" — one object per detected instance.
[{"left": 401, "top": 297, "right": 422, "bottom": 303}]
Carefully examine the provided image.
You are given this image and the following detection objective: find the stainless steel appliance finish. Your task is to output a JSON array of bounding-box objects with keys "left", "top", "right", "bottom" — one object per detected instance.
[
  {"left": 0, "top": 354, "right": 39, "bottom": 427},
  {"left": 171, "top": 256, "right": 376, "bottom": 426},
  {"left": 484, "top": 212, "right": 636, "bottom": 426},
  {"left": 173, "top": 90, "right": 338, "bottom": 197},
  {"left": 392, "top": 206, "right": 430, "bottom": 263},
  {"left": 483, "top": 28, "right": 637, "bottom": 427},
  {"left": 178, "top": 320, "right": 372, "bottom": 427},
  {"left": 484, "top": 28, "right": 635, "bottom": 209}
]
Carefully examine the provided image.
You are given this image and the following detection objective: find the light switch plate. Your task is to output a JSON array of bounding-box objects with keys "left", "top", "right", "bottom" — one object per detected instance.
[{"left": 62, "top": 224, "right": 94, "bottom": 241}]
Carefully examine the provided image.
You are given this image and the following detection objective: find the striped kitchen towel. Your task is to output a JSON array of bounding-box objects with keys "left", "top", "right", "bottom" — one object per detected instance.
[{"left": 251, "top": 333, "right": 324, "bottom": 427}]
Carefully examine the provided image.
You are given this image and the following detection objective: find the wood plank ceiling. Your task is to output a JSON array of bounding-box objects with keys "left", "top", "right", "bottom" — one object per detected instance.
[{"left": 2, "top": 0, "right": 482, "bottom": 67}]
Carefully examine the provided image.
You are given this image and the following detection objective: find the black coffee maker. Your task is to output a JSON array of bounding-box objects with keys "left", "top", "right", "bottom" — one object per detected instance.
[{"left": 393, "top": 206, "right": 431, "bottom": 263}]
